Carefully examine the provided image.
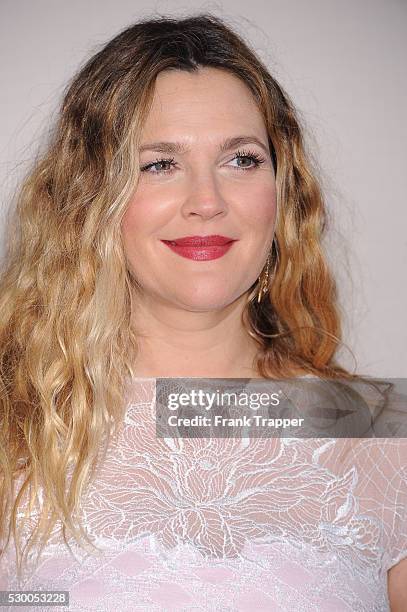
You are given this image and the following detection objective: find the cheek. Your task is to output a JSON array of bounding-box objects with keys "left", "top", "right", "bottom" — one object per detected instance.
[
  {"left": 120, "top": 201, "right": 148, "bottom": 268},
  {"left": 121, "top": 210, "right": 133, "bottom": 244},
  {"left": 121, "top": 184, "right": 174, "bottom": 238},
  {"left": 122, "top": 198, "right": 141, "bottom": 233},
  {"left": 240, "top": 182, "right": 277, "bottom": 228},
  {"left": 121, "top": 192, "right": 151, "bottom": 243}
]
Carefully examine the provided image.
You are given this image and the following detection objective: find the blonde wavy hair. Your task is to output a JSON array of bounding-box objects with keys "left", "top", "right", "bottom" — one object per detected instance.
[{"left": 0, "top": 12, "right": 359, "bottom": 574}]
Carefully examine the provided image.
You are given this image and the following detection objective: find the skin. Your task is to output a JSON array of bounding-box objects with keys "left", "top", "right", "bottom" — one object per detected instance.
[
  {"left": 121, "top": 66, "right": 277, "bottom": 378},
  {"left": 388, "top": 557, "right": 407, "bottom": 611}
]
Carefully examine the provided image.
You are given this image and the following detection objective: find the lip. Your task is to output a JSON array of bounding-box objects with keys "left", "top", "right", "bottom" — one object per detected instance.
[
  {"left": 163, "top": 235, "right": 236, "bottom": 246},
  {"left": 161, "top": 235, "right": 238, "bottom": 261}
]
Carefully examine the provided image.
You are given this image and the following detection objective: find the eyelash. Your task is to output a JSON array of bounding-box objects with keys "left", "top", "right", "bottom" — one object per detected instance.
[{"left": 140, "top": 149, "right": 266, "bottom": 175}]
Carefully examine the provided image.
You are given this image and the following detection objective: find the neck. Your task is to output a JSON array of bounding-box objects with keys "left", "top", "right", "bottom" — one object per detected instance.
[{"left": 130, "top": 291, "right": 261, "bottom": 378}]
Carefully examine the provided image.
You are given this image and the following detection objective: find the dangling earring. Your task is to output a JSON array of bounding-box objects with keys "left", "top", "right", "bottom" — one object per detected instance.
[{"left": 257, "top": 252, "right": 271, "bottom": 303}]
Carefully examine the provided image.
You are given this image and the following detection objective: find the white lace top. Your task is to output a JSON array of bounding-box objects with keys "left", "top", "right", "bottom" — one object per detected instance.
[{"left": 1, "top": 378, "right": 406, "bottom": 611}]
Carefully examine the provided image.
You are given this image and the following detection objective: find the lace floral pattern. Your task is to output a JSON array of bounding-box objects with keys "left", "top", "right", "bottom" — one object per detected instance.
[{"left": 1, "top": 378, "right": 406, "bottom": 611}]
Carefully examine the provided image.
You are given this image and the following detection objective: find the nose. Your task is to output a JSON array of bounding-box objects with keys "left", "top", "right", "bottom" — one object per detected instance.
[{"left": 180, "top": 169, "right": 228, "bottom": 220}]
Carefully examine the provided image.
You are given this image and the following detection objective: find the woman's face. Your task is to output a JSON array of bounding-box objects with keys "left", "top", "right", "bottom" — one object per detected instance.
[{"left": 122, "top": 67, "right": 277, "bottom": 311}]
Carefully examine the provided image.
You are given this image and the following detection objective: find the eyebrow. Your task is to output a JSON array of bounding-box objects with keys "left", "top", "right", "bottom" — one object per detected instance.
[{"left": 138, "top": 135, "right": 270, "bottom": 156}]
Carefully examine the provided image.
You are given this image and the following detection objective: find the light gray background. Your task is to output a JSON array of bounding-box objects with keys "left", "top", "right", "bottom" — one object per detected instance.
[{"left": 1, "top": 0, "right": 406, "bottom": 376}]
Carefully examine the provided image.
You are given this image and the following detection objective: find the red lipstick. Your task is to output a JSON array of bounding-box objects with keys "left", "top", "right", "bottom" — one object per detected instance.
[{"left": 161, "top": 235, "right": 237, "bottom": 261}]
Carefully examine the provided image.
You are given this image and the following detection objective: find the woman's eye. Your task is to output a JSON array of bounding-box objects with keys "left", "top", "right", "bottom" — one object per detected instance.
[
  {"left": 231, "top": 149, "right": 266, "bottom": 171},
  {"left": 140, "top": 158, "right": 176, "bottom": 174},
  {"left": 140, "top": 149, "right": 266, "bottom": 175},
  {"left": 231, "top": 154, "right": 262, "bottom": 170}
]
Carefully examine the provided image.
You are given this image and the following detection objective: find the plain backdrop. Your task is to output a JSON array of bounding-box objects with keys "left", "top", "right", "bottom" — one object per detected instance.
[{"left": 0, "top": 0, "right": 406, "bottom": 376}]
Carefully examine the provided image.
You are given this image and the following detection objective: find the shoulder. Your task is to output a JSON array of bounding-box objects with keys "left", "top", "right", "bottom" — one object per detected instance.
[{"left": 388, "top": 556, "right": 407, "bottom": 612}]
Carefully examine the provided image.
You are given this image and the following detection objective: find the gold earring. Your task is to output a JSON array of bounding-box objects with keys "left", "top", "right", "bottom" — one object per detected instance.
[{"left": 257, "top": 253, "right": 271, "bottom": 303}]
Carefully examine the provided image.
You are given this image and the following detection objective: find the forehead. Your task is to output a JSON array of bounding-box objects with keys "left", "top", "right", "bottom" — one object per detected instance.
[{"left": 142, "top": 67, "right": 267, "bottom": 136}]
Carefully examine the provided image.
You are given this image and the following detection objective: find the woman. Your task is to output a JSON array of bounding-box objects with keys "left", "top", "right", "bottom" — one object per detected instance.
[{"left": 0, "top": 12, "right": 406, "bottom": 611}]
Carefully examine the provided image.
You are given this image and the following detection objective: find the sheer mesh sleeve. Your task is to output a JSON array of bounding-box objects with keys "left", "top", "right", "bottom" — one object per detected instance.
[{"left": 316, "top": 437, "right": 407, "bottom": 572}]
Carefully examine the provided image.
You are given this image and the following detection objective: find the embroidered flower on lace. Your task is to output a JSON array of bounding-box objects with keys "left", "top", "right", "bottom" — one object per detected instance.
[{"left": 79, "top": 380, "right": 382, "bottom": 579}]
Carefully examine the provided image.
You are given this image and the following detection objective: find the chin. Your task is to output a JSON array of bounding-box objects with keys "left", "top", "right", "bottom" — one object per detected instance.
[{"left": 173, "top": 290, "right": 242, "bottom": 311}]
